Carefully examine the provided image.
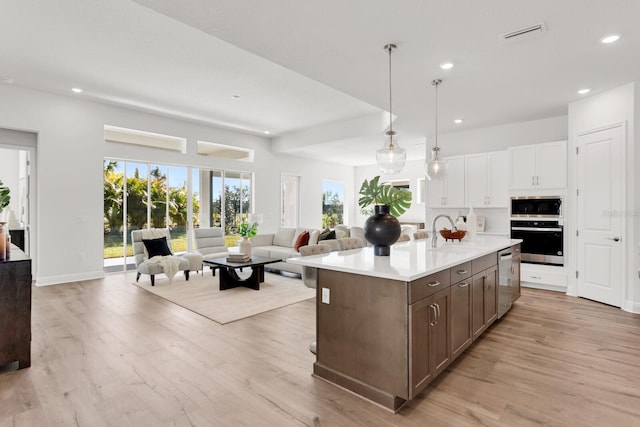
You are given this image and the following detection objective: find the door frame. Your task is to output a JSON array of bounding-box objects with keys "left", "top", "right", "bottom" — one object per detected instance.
[
  {"left": 572, "top": 122, "right": 627, "bottom": 307},
  {"left": 0, "top": 141, "right": 37, "bottom": 278}
]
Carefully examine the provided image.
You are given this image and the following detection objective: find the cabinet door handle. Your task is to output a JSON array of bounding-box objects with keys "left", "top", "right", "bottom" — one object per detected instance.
[
  {"left": 511, "top": 265, "right": 515, "bottom": 275},
  {"left": 530, "top": 275, "right": 542, "bottom": 279},
  {"left": 435, "top": 303, "right": 441, "bottom": 324},
  {"left": 429, "top": 304, "right": 437, "bottom": 326},
  {"left": 458, "top": 282, "right": 469, "bottom": 288},
  {"left": 536, "top": 176, "right": 539, "bottom": 186},
  {"left": 531, "top": 176, "right": 535, "bottom": 186},
  {"left": 427, "top": 281, "right": 441, "bottom": 287},
  {"left": 456, "top": 269, "right": 468, "bottom": 275}
]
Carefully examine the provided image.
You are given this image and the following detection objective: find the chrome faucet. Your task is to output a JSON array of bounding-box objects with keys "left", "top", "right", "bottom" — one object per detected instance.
[{"left": 431, "top": 214, "right": 457, "bottom": 248}]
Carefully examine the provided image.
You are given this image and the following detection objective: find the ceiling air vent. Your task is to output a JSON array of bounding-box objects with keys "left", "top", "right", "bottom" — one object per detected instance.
[{"left": 502, "top": 22, "right": 546, "bottom": 40}]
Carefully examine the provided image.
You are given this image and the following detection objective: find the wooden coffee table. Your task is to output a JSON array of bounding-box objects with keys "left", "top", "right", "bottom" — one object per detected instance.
[{"left": 203, "top": 255, "right": 282, "bottom": 291}]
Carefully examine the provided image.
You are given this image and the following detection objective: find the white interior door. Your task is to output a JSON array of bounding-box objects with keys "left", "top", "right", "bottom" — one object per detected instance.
[{"left": 576, "top": 126, "right": 623, "bottom": 307}]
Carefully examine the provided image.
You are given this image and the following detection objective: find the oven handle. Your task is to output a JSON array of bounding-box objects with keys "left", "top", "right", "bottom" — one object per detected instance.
[{"left": 511, "top": 227, "right": 563, "bottom": 232}]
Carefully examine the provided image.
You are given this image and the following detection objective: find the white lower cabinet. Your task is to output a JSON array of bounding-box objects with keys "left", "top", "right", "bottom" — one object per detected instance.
[{"left": 521, "top": 263, "right": 567, "bottom": 292}]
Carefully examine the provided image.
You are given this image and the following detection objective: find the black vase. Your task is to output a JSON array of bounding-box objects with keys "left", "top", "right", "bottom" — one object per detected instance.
[{"left": 364, "top": 205, "right": 401, "bottom": 256}]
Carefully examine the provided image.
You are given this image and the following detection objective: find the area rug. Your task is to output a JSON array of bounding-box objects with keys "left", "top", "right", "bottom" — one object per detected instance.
[{"left": 132, "top": 270, "right": 315, "bottom": 324}]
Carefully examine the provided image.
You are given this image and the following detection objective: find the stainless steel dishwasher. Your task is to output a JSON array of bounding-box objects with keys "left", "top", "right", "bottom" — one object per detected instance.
[{"left": 497, "top": 247, "right": 513, "bottom": 319}]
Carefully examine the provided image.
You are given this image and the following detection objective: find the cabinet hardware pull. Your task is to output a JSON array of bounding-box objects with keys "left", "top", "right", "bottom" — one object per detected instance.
[
  {"left": 427, "top": 281, "right": 441, "bottom": 287},
  {"left": 435, "top": 303, "right": 441, "bottom": 324},
  {"left": 511, "top": 265, "right": 515, "bottom": 275},
  {"left": 429, "top": 304, "right": 437, "bottom": 326},
  {"left": 606, "top": 237, "right": 620, "bottom": 242},
  {"left": 458, "top": 282, "right": 469, "bottom": 288},
  {"left": 530, "top": 275, "right": 542, "bottom": 279},
  {"left": 531, "top": 176, "right": 535, "bottom": 186},
  {"left": 456, "top": 269, "right": 468, "bottom": 275},
  {"left": 536, "top": 176, "right": 539, "bottom": 186}
]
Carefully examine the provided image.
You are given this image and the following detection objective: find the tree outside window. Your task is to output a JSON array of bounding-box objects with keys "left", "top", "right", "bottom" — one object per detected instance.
[{"left": 322, "top": 180, "right": 345, "bottom": 228}]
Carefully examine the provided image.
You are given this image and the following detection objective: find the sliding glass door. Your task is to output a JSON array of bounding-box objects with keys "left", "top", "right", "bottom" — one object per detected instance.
[{"left": 104, "top": 160, "right": 252, "bottom": 272}]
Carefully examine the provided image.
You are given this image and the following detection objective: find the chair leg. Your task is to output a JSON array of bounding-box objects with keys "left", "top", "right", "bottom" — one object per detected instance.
[
  {"left": 136, "top": 272, "right": 141, "bottom": 282},
  {"left": 150, "top": 275, "right": 155, "bottom": 286},
  {"left": 185, "top": 270, "right": 190, "bottom": 281}
]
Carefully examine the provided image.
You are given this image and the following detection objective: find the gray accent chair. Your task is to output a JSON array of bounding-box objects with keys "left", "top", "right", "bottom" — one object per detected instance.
[
  {"left": 131, "top": 229, "right": 191, "bottom": 286},
  {"left": 337, "top": 237, "right": 365, "bottom": 251},
  {"left": 395, "top": 233, "right": 411, "bottom": 243},
  {"left": 298, "top": 243, "right": 332, "bottom": 354},
  {"left": 193, "top": 227, "right": 229, "bottom": 275},
  {"left": 414, "top": 230, "right": 430, "bottom": 240}
]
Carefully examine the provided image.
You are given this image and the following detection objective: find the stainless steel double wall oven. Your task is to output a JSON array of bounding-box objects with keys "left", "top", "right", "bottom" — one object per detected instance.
[{"left": 510, "top": 196, "right": 564, "bottom": 266}]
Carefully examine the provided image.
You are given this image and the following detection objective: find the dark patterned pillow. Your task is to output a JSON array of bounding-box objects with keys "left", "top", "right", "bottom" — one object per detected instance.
[
  {"left": 142, "top": 237, "right": 172, "bottom": 258},
  {"left": 318, "top": 228, "right": 336, "bottom": 241}
]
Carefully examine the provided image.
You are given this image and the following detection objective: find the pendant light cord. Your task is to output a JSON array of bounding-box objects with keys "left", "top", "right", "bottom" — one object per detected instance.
[
  {"left": 434, "top": 79, "right": 439, "bottom": 149},
  {"left": 388, "top": 45, "right": 393, "bottom": 136}
]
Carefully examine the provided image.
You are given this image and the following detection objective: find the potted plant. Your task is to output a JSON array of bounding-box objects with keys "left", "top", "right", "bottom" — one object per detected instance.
[
  {"left": 358, "top": 176, "right": 412, "bottom": 256},
  {"left": 238, "top": 221, "right": 259, "bottom": 257},
  {"left": 0, "top": 179, "right": 10, "bottom": 260},
  {"left": 239, "top": 221, "right": 259, "bottom": 238}
]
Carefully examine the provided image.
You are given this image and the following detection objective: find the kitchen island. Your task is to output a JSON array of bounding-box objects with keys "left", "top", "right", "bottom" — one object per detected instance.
[{"left": 288, "top": 236, "right": 521, "bottom": 412}]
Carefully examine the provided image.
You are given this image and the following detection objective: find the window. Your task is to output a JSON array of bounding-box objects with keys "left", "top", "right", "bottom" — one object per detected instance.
[
  {"left": 322, "top": 180, "right": 345, "bottom": 228},
  {"left": 104, "top": 125, "right": 186, "bottom": 152},
  {"left": 281, "top": 174, "right": 300, "bottom": 228},
  {"left": 104, "top": 160, "right": 252, "bottom": 271}
]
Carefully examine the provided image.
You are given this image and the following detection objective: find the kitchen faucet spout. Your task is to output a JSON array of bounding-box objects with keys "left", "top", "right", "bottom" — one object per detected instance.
[{"left": 431, "top": 215, "right": 457, "bottom": 248}]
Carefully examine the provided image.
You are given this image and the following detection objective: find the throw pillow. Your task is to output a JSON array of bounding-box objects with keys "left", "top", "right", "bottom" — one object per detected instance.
[
  {"left": 142, "top": 237, "right": 172, "bottom": 258},
  {"left": 309, "top": 229, "right": 320, "bottom": 245},
  {"left": 318, "top": 228, "right": 336, "bottom": 241},
  {"left": 294, "top": 230, "right": 310, "bottom": 251}
]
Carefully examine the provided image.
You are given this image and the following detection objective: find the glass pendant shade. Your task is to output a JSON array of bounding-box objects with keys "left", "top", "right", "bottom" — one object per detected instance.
[
  {"left": 425, "top": 147, "right": 447, "bottom": 181},
  {"left": 377, "top": 131, "right": 406, "bottom": 175}
]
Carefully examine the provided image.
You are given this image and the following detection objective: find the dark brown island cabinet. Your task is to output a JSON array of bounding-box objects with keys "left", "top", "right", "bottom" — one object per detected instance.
[
  {"left": 0, "top": 244, "right": 32, "bottom": 370},
  {"left": 313, "top": 247, "right": 520, "bottom": 412}
]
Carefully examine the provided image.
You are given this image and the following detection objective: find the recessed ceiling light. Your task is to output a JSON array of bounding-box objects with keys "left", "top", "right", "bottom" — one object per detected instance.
[
  {"left": 231, "top": 95, "right": 240, "bottom": 99},
  {"left": 440, "top": 62, "right": 454, "bottom": 70},
  {"left": 454, "top": 119, "right": 463, "bottom": 124},
  {"left": 601, "top": 34, "right": 620, "bottom": 44},
  {"left": 578, "top": 88, "right": 591, "bottom": 95},
  {"left": 72, "top": 87, "right": 83, "bottom": 93},
  {"left": 263, "top": 130, "right": 270, "bottom": 135}
]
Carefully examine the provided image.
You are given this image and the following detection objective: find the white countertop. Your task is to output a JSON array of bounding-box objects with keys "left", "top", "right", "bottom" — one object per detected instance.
[{"left": 287, "top": 236, "right": 522, "bottom": 282}]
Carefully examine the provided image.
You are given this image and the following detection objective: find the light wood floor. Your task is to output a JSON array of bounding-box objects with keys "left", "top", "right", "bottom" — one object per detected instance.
[{"left": 1, "top": 273, "right": 640, "bottom": 426}]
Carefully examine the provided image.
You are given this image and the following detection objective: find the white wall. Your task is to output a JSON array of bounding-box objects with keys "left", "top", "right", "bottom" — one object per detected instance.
[
  {"left": 354, "top": 116, "right": 568, "bottom": 230},
  {"left": 0, "top": 84, "right": 355, "bottom": 285},
  {"left": 567, "top": 82, "right": 638, "bottom": 312}
]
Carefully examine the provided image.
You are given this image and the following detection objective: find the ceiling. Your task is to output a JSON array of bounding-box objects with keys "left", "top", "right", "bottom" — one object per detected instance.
[{"left": 1, "top": 0, "right": 639, "bottom": 166}]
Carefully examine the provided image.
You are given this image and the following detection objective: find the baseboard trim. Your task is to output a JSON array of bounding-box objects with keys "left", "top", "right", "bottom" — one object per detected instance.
[
  {"left": 622, "top": 300, "right": 640, "bottom": 314},
  {"left": 36, "top": 270, "right": 105, "bottom": 286},
  {"left": 521, "top": 281, "right": 567, "bottom": 293}
]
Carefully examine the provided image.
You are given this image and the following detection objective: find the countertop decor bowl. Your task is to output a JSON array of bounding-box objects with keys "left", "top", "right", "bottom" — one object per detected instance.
[{"left": 439, "top": 229, "right": 467, "bottom": 241}]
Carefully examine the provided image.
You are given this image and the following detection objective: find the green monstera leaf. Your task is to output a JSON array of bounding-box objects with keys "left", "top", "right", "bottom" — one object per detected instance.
[{"left": 358, "top": 175, "right": 412, "bottom": 217}]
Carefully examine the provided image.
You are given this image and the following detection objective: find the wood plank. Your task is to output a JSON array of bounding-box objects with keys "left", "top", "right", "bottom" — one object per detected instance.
[{"left": 0, "top": 272, "right": 639, "bottom": 426}]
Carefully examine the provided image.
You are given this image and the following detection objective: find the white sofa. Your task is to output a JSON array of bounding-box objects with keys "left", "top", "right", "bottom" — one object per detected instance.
[
  {"left": 251, "top": 227, "right": 316, "bottom": 274},
  {"left": 251, "top": 225, "right": 366, "bottom": 274}
]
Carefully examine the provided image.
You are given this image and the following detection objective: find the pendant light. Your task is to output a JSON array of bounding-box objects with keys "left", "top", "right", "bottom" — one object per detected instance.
[
  {"left": 376, "top": 43, "right": 406, "bottom": 175},
  {"left": 425, "top": 79, "right": 447, "bottom": 181}
]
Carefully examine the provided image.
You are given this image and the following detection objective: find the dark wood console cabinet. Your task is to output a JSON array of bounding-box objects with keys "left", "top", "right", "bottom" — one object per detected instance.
[{"left": 0, "top": 244, "right": 32, "bottom": 369}]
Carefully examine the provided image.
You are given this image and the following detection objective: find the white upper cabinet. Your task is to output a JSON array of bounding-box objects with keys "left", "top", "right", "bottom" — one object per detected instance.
[
  {"left": 465, "top": 151, "right": 508, "bottom": 208},
  {"left": 427, "top": 155, "right": 465, "bottom": 207},
  {"left": 508, "top": 141, "right": 567, "bottom": 190}
]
